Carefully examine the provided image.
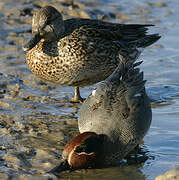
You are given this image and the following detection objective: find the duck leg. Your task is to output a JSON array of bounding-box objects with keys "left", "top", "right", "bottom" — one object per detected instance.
[{"left": 70, "top": 86, "right": 84, "bottom": 103}]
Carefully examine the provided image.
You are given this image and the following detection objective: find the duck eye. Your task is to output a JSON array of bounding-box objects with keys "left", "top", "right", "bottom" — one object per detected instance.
[{"left": 75, "top": 145, "right": 87, "bottom": 153}]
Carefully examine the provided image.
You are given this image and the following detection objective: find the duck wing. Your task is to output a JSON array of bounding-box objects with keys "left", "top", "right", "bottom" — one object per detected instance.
[{"left": 64, "top": 18, "right": 160, "bottom": 44}]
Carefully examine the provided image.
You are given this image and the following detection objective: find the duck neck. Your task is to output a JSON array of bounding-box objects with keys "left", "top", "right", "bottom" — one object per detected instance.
[
  {"left": 57, "top": 20, "right": 65, "bottom": 39},
  {"left": 59, "top": 21, "right": 65, "bottom": 38}
]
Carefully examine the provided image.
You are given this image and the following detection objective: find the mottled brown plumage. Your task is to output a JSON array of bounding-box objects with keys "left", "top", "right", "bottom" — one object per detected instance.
[{"left": 24, "top": 6, "right": 160, "bottom": 102}]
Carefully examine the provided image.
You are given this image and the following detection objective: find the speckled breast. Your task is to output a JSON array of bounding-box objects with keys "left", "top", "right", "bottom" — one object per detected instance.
[{"left": 26, "top": 38, "right": 119, "bottom": 87}]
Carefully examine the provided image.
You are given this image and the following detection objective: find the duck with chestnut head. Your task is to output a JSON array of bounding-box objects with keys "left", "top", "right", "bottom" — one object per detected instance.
[
  {"left": 23, "top": 5, "right": 160, "bottom": 103},
  {"left": 48, "top": 54, "right": 152, "bottom": 173}
]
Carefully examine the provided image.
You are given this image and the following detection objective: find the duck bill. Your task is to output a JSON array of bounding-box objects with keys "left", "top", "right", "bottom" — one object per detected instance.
[
  {"left": 23, "top": 32, "right": 42, "bottom": 51},
  {"left": 47, "top": 159, "right": 71, "bottom": 174}
]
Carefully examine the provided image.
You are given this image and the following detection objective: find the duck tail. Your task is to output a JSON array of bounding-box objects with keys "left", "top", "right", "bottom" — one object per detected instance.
[
  {"left": 120, "top": 58, "right": 147, "bottom": 105},
  {"left": 130, "top": 34, "right": 161, "bottom": 48},
  {"left": 105, "top": 52, "right": 143, "bottom": 85}
]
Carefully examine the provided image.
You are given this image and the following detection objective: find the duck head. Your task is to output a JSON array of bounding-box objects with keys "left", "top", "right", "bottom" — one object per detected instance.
[
  {"left": 49, "top": 132, "right": 106, "bottom": 173},
  {"left": 23, "top": 6, "right": 64, "bottom": 51}
]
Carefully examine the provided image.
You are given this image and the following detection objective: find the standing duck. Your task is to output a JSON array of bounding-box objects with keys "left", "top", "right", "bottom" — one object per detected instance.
[
  {"left": 23, "top": 6, "right": 160, "bottom": 102},
  {"left": 48, "top": 55, "right": 152, "bottom": 173}
]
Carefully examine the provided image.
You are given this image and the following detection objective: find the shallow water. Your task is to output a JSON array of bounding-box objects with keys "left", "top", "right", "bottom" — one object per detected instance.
[{"left": 0, "top": 0, "right": 178, "bottom": 179}]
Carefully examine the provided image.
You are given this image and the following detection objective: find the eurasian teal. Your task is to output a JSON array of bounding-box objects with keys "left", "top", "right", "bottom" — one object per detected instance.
[
  {"left": 48, "top": 55, "right": 152, "bottom": 173},
  {"left": 23, "top": 6, "right": 160, "bottom": 102}
]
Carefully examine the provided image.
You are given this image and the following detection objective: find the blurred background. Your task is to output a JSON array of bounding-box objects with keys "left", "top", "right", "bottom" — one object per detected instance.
[{"left": 0, "top": 0, "right": 178, "bottom": 179}]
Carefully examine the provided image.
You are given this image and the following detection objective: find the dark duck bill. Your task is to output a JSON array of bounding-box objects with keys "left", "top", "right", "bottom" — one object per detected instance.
[{"left": 23, "top": 32, "right": 42, "bottom": 51}]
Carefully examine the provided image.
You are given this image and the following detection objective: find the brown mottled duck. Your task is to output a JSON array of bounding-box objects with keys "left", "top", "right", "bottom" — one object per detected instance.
[{"left": 23, "top": 6, "right": 160, "bottom": 103}]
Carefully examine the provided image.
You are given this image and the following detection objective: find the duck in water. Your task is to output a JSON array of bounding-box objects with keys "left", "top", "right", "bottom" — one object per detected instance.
[
  {"left": 48, "top": 54, "right": 152, "bottom": 173},
  {"left": 23, "top": 6, "right": 160, "bottom": 102}
]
